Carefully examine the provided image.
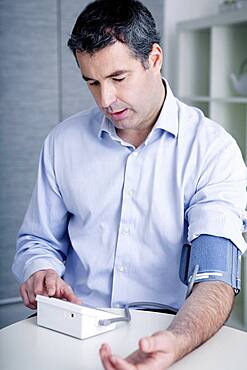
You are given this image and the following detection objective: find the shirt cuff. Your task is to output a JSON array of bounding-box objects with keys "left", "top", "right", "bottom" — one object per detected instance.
[
  {"left": 23, "top": 257, "right": 65, "bottom": 282},
  {"left": 187, "top": 209, "right": 247, "bottom": 254}
]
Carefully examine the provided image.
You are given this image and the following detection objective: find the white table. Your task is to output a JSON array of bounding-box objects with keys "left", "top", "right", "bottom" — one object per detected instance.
[{"left": 0, "top": 309, "right": 246, "bottom": 370}]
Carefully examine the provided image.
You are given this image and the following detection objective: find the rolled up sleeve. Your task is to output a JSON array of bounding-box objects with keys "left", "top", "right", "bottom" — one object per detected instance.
[{"left": 185, "top": 135, "right": 247, "bottom": 253}]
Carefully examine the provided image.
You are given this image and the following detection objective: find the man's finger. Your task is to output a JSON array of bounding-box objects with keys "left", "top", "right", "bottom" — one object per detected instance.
[
  {"left": 44, "top": 271, "right": 58, "bottom": 296},
  {"left": 108, "top": 356, "right": 135, "bottom": 370},
  {"left": 25, "top": 278, "right": 38, "bottom": 307},
  {"left": 33, "top": 272, "right": 47, "bottom": 296},
  {"left": 20, "top": 284, "right": 33, "bottom": 309},
  {"left": 20, "top": 285, "right": 36, "bottom": 309},
  {"left": 26, "top": 288, "right": 37, "bottom": 308},
  {"left": 99, "top": 344, "right": 116, "bottom": 370},
  {"left": 139, "top": 331, "right": 175, "bottom": 353},
  {"left": 20, "top": 284, "right": 28, "bottom": 306},
  {"left": 59, "top": 282, "right": 81, "bottom": 304}
]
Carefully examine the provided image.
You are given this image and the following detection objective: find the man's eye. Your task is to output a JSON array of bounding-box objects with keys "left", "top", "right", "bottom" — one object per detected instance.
[
  {"left": 113, "top": 77, "right": 125, "bottom": 82},
  {"left": 88, "top": 81, "right": 99, "bottom": 86}
]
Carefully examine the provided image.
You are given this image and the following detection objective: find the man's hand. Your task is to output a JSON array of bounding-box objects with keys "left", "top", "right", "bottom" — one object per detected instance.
[
  {"left": 20, "top": 269, "right": 81, "bottom": 309},
  {"left": 99, "top": 281, "right": 234, "bottom": 370},
  {"left": 100, "top": 331, "right": 177, "bottom": 370}
]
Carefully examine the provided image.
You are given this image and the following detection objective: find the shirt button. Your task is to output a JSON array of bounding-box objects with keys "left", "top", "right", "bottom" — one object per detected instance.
[
  {"left": 117, "top": 264, "right": 126, "bottom": 272},
  {"left": 132, "top": 152, "right": 138, "bottom": 157},
  {"left": 114, "top": 303, "right": 121, "bottom": 308},
  {"left": 127, "top": 189, "right": 134, "bottom": 196},
  {"left": 122, "top": 228, "right": 130, "bottom": 236}
]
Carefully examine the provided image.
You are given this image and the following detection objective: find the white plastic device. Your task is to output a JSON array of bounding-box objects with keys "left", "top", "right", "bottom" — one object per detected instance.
[{"left": 36, "top": 295, "right": 122, "bottom": 339}]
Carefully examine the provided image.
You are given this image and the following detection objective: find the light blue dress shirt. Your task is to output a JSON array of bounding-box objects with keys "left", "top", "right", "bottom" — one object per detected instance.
[{"left": 12, "top": 82, "right": 247, "bottom": 309}]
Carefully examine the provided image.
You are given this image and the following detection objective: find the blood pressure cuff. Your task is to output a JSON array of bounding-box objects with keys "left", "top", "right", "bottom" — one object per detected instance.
[{"left": 179, "top": 234, "right": 241, "bottom": 294}]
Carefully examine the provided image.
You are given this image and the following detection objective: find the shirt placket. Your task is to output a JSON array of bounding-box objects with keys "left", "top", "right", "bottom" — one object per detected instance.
[{"left": 111, "top": 149, "right": 142, "bottom": 307}]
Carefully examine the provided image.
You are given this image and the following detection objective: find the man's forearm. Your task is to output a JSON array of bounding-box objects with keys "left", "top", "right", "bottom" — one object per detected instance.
[{"left": 167, "top": 281, "right": 235, "bottom": 361}]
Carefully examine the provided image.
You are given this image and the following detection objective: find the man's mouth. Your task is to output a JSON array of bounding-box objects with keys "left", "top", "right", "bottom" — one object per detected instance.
[{"left": 109, "top": 108, "right": 128, "bottom": 121}]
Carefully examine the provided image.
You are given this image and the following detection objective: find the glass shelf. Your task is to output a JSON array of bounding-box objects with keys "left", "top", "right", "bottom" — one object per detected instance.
[{"left": 180, "top": 96, "right": 247, "bottom": 103}]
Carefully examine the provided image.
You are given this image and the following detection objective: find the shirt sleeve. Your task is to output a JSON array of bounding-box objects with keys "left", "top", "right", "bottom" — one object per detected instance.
[
  {"left": 185, "top": 131, "right": 247, "bottom": 254},
  {"left": 12, "top": 129, "right": 70, "bottom": 283}
]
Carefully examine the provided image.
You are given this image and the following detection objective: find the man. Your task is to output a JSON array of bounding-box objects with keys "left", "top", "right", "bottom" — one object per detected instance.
[{"left": 12, "top": 1, "right": 247, "bottom": 369}]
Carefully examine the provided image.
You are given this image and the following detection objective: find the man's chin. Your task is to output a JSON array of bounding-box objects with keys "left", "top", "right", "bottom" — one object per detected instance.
[
  {"left": 107, "top": 116, "right": 133, "bottom": 130},
  {"left": 111, "top": 120, "right": 135, "bottom": 131}
]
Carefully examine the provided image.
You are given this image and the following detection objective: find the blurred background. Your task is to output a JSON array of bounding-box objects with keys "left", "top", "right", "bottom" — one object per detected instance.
[{"left": 0, "top": 0, "right": 246, "bottom": 330}]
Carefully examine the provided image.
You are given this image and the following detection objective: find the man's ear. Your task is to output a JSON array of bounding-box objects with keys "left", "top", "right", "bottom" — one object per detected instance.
[{"left": 148, "top": 43, "right": 163, "bottom": 73}]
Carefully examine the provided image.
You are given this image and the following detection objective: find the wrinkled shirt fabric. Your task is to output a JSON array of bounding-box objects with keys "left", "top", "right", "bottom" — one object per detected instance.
[{"left": 12, "top": 82, "right": 247, "bottom": 309}]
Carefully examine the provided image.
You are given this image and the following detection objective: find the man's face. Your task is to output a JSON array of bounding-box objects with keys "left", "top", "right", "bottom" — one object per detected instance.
[{"left": 76, "top": 42, "right": 163, "bottom": 132}]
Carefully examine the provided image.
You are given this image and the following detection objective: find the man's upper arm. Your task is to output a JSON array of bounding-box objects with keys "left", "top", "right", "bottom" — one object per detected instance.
[
  {"left": 12, "top": 130, "right": 69, "bottom": 282},
  {"left": 185, "top": 132, "right": 247, "bottom": 254}
]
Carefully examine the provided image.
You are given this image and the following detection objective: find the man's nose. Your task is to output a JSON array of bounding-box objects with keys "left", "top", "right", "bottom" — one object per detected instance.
[{"left": 100, "top": 85, "right": 117, "bottom": 109}]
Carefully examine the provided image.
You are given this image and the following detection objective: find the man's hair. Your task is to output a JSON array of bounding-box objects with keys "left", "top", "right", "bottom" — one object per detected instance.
[{"left": 67, "top": 0, "right": 160, "bottom": 68}]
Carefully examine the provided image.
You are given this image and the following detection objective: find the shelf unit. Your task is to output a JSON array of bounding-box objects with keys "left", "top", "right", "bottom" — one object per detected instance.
[
  {"left": 176, "top": 9, "right": 247, "bottom": 159},
  {"left": 176, "top": 9, "right": 247, "bottom": 331}
]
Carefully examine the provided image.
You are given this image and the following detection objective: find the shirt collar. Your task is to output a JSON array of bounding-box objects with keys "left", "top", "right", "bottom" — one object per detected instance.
[
  {"left": 98, "top": 112, "right": 124, "bottom": 143},
  {"left": 153, "top": 78, "right": 178, "bottom": 137},
  {"left": 98, "top": 114, "right": 117, "bottom": 140},
  {"left": 98, "top": 78, "right": 179, "bottom": 140}
]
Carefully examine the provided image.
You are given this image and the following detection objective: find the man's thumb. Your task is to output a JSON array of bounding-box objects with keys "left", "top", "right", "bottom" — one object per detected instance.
[{"left": 139, "top": 331, "right": 175, "bottom": 353}]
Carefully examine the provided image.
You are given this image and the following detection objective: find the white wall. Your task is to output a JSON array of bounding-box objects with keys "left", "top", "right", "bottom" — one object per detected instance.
[{"left": 164, "top": 0, "right": 219, "bottom": 90}]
